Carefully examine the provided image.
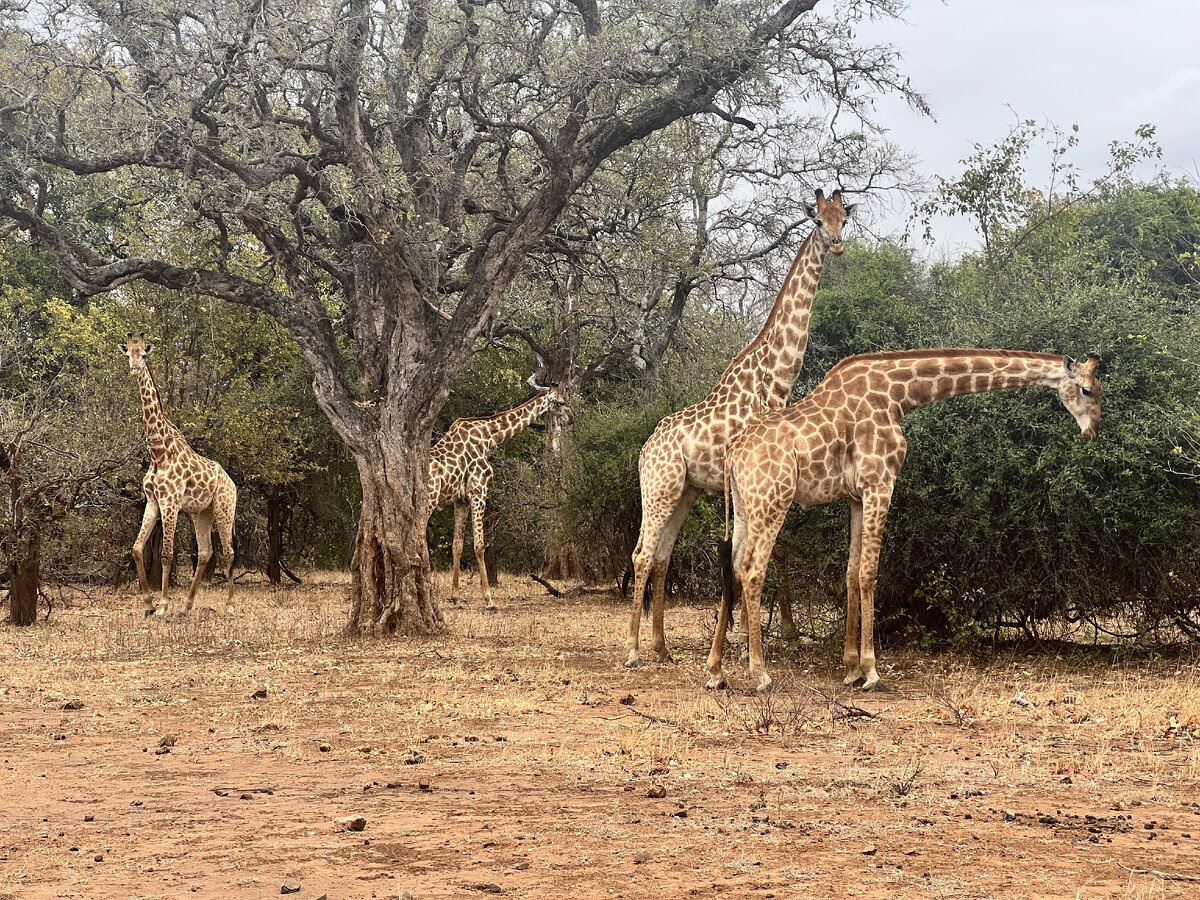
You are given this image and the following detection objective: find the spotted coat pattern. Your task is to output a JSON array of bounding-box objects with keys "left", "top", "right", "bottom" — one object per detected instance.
[
  {"left": 428, "top": 387, "right": 568, "bottom": 608},
  {"left": 625, "top": 190, "right": 856, "bottom": 668},
  {"left": 121, "top": 334, "right": 238, "bottom": 617},
  {"left": 709, "top": 349, "right": 1103, "bottom": 692}
]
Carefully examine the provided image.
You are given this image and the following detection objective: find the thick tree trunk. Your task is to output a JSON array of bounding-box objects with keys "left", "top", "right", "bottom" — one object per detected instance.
[
  {"left": 9, "top": 528, "right": 40, "bottom": 626},
  {"left": 347, "top": 440, "right": 442, "bottom": 634}
]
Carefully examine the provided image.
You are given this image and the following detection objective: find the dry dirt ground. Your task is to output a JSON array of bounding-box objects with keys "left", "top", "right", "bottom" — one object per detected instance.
[{"left": 2, "top": 573, "right": 1200, "bottom": 900}]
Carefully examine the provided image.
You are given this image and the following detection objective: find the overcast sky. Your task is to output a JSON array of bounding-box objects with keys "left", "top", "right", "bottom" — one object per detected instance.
[{"left": 853, "top": 0, "right": 1200, "bottom": 255}]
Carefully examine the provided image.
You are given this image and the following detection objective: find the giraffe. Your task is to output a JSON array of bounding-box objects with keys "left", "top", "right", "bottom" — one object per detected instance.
[
  {"left": 625, "top": 189, "right": 856, "bottom": 668},
  {"left": 120, "top": 333, "right": 238, "bottom": 618},
  {"left": 709, "top": 349, "right": 1102, "bottom": 692},
  {"left": 428, "top": 386, "right": 569, "bottom": 610}
]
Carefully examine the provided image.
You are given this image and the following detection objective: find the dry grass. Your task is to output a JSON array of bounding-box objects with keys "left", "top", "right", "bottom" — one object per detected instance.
[{"left": 1, "top": 571, "right": 1199, "bottom": 899}]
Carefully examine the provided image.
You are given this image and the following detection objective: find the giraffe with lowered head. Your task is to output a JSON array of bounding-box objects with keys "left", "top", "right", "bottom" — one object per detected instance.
[
  {"left": 626, "top": 189, "right": 856, "bottom": 668},
  {"left": 710, "top": 349, "right": 1102, "bottom": 692},
  {"left": 429, "top": 386, "right": 569, "bottom": 610},
  {"left": 120, "top": 333, "right": 238, "bottom": 618}
]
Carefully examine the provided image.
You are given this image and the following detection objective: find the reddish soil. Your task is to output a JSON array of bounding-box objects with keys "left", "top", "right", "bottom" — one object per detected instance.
[{"left": 1, "top": 574, "right": 1199, "bottom": 899}]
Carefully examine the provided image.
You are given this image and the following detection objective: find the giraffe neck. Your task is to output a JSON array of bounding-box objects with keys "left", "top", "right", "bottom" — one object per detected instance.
[
  {"left": 478, "top": 394, "right": 553, "bottom": 452},
  {"left": 714, "top": 226, "right": 829, "bottom": 410},
  {"left": 824, "top": 350, "right": 1066, "bottom": 416},
  {"left": 134, "top": 363, "right": 181, "bottom": 462}
]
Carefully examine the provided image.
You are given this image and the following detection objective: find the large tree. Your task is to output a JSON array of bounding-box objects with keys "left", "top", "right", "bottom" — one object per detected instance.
[{"left": 0, "top": 0, "right": 923, "bottom": 631}]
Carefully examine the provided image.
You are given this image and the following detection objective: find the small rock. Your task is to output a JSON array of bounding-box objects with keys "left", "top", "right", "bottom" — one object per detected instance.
[
  {"left": 1003, "top": 809, "right": 1016, "bottom": 821},
  {"left": 318, "top": 743, "right": 332, "bottom": 752},
  {"left": 386, "top": 781, "right": 402, "bottom": 789},
  {"left": 250, "top": 688, "right": 268, "bottom": 700},
  {"left": 159, "top": 734, "right": 177, "bottom": 748},
  {"left": 752, "top": 812, "right": 770, "bottom": 824},
  {"left": 84, "top": 815, "right": 94, "bottom": 822},
  {"left": 633, "top": 851, "right": 652, "bottom": 864},
  {"left": 475, "top": 884, "right": 501, "bottom": 894},
  {"left": 515, "top": 861, "right": 530, "bottom": 870},
  {"left": 62, "top": 699, "right": 85, "bottom": 710},
  {"left": 418, "top": 780, "right": 432, "bottom": 792},
  {"left": 402, "top": 749, "right": 426, "bottom": 765},
  {"left": 619, "top": 694, "right": 636, "bottom": 706},
  {"left": 1011, "top": 692, "right": 1030, "bottom": 707},
  {"left": 334, "top": 815, "right": 367, "bottom": 832},
  {"left": 862, "top": 844, "right": 878, "bottom": 856},
  {"left": 93, "top": 854, "right": 104, "bottom": 862},
  {"left": 281, "top": 877, "right": 301, "bottom": 894},
  {"left": 670, "top": 808, "right": 687, "bottom": 818},
  {"left": 647, "top": 784, "right": 666, "bottom": 799},
  {"left": 154, "top": 746, "right": 170, "bottom": 755}
]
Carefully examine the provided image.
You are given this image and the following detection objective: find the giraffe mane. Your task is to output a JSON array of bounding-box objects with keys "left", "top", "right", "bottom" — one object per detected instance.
[
  {"left": 715, "top": 228, "right": 817, "bottom": 382},
  {"left": 822, "top": 348, "right": 1066, "bottom": 378}
]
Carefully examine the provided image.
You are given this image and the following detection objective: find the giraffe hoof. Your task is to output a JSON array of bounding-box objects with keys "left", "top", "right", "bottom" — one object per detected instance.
[
  {"left": 843, "top": 673, "right": 865, "bottom": 687},
  {"left": 482, "top": 605, "right": 499, "bottom": 614},
  {"left": 705, "top": 674, "right": 728, "bottom": 691},
  {"left": 143, "top": 608, "right": 155, "bottom": 619},
  {"left": 755, "top": 676, "right": 774, "bottom": 694},
  {"left": 862, "top": 680, "right": 890, "bottom": 693},
  {"left": 623, "top": 656, "right": 642, "bottom": 669}
]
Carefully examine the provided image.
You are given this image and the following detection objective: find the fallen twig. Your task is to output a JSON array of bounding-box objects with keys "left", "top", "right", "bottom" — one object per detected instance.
[
  {"left": 1116, "top": 861, "right": 1200, "bottom": 883},
  {"left": 530, "top": 573, "right": 561, "bottom": 597},
  {"left": 806, "top": 684, "right": 877, "bottom": 721}
]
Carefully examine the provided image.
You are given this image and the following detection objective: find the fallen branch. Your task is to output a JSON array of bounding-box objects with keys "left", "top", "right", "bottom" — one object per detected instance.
[
  {"left": 806, "top": 684, "right": 877, "bottom": 721},
  {"left": 1116, "top": 861, "right": 1200, "bottom": 883},
  {"left": 530, "top": 573, "right": 561, "bottom": 597}
]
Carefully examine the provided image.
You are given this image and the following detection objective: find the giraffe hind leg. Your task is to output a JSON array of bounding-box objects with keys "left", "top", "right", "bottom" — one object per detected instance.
[
  {"left": 646, "top": 484, "right": 701, "bottom": 664},
  {"left": 132, "top": 495, "right": 160, "bottom": 616}
]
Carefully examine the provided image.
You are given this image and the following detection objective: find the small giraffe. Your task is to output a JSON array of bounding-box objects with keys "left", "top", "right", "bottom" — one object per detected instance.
[
  {"left": 626, "top": 189, "right": 856, "bottom": 668},
  {"left": 428, "top": 386, "right": 569, "bottom": 610},
  {"left": 710, "top": 349, "right": 1102, "bottom": 692},
  {"left": 120, "top": 333, "right": 238, "bottom": 617}
]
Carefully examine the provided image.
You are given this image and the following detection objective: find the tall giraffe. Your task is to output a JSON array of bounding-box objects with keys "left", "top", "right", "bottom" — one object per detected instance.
[
  {"left": 428, "top": 386, "right": 569, "bottom": 610},
  {"left": 709, "top": 349, "right": 1102, "bottom": 692},
  {"left": 625, "top": 189, "right": 856, "bottom": 668},
  {"left": 120, "top": 333, "right": 238, "bottom": 618}
]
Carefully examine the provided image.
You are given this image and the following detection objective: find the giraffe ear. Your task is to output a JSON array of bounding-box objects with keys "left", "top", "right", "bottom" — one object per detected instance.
[
  {"left": 118, "top": 343, "right": 127, "bottom": 353},
  {"left": 1064, "top": 356, "right": 1078, "bottom": 373},
  {"left": 805, "top": 203, "right": 819, "bottom": 221},
  {"left": 843, "top": 203, "right": 858, "bottom": 219},
  {"left": 144, "top": 343, "right": 153, "bottom": 354}
]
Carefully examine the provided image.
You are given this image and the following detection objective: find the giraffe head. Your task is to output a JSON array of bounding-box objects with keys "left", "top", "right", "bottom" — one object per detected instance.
[
  {"left": 1057, "top": 353, "right": 1102, "bottom": 440},
  {"left": 805, "top": 189, "right": 857, "bottom": 256},
  {"left": 119, "top": 332, "right": 153, "bottom": 375},
  {"left": 543, "top": 384, "right": 571, "bottom": 421}
]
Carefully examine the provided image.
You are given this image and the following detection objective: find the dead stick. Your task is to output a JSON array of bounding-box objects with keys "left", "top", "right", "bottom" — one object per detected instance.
[
  {"left": 530, "top": 573, "right": 562, "bottom": 597},
  {"left": 1116, "top": 862, "right": 1200, "bottom": 883}
]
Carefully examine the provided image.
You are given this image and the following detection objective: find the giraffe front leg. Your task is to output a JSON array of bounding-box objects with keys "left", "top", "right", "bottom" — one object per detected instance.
[
  {"left": 450, "top": 502, "right": 467, "bottom": 602},
  {"left": 648, "top": 485, "right": 701, "bottom": 664},
  {"left": 843, "top": 500, "right": 865, "bottom": 686},
  {"left": 156, "top": 508, "right": 179, "bottom": 619},
  {"left": 469, "top": 498, "right": 495, "bottom": 612},
  {"left": 132, "top": 496, "right": 160, "bottom": 617},
  {"left": 217, "top": 501, "right": 236, "bottom": 617},
  {"left": 185, "top": 511, "right": 215, "bottom": 614}
]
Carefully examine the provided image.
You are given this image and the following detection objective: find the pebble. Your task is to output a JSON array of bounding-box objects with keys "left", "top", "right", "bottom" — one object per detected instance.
[
  {"left": 334, "top": 815, "right": 367, "bottom": 832},
  {"left": 646, "top": 784, "right": 666, "bottom": 799},
  {"left": 280, "top": 877, "right": 301, "bottom": 894}
]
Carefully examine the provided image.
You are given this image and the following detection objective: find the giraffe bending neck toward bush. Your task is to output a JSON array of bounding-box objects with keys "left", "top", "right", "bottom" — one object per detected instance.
[
  {"left": 121, "top": 333, "right": 238, "bottom": 618},
  {"left": 625, "top": 189, "right": 856, "bottom": 668},
  {"left": 429, "top": 387, "right": 568, "bottom": 610},
  {"left": 711, "top": 349, "right": 1102, "bottom": 693}
]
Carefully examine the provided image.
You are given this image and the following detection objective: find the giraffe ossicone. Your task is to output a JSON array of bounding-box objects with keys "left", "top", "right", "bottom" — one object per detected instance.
[
  {"left": 709, "top": 349, "right": 1102, "bottom": 693},
  {"left": 427, "top": 385, "right": 569, "bottom": 610},
  {"left": 120, "top": 333, "right": 238, "bottom": 618},
  {"left": 625, "top": 189, "right": 856, "bottom": 669}
]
